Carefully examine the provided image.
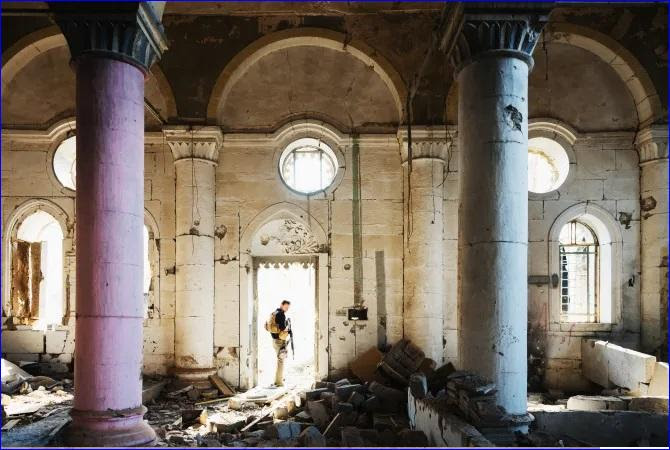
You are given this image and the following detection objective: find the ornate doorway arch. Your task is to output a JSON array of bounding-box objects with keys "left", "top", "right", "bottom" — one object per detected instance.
[{"left": 238, "top": 203, "right": 329, "bottom": 389}]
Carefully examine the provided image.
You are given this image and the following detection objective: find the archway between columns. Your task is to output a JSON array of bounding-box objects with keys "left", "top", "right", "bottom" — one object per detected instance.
[
  {"left": 238, "top": 203, "right": 329, "bottom": 389},
  {"left": 206, "top": 27, "right": 407, "bottom": 124}
]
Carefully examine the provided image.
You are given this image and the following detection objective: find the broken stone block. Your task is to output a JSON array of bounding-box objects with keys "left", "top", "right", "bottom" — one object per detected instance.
[
  {"left": 305, "top": 388, "right": 328, "bottom": 400},
  {"left": 285, "top": 399, "right": 297, "bottom": 415},
  {"left": 369, "top": 381, "right": 405, "bottom": 412},
  {"left": 341, "top": 426, "right": 365, "bottom": 446},
  {"left": 295, "top": 411, "right": 312, "bottom": 422},
  {"left": 265, "top": 421, "right": 301, "bottom": 440},
  {"left": 348, "top": 390, "right": 365, "bottom": 408},
  {"left": 398, "top": 429, "right": 429, "bottom": 446},
  {"left": 228, "top": 397, "right": 245, "bottom": 410},
  {"left": 427, "top": 362, "right": 456, "bottom": 393},
  {"left": 207, "top": 413, "right": 246, "bottom": 433},
  {"left": 364, "top": 395, "right": 382, "bottom": 413},
  {"left": 409, "top": 373, "right": 428, "bottom": 399},
  {"left": 349, "top": 347, "right": 384, "bottom": 383},
  {"left": 334, "top": 383, "right": 363, "bottom": 399},
  {"left": 315, "top": 381, "right": 336, "bottom": 391},
  {"left": 298, "top": 425, "right": 326, "bottom": 447},
  {"left": 566, "top": 395, "right": 628, "bottom": 411},
  {"left": 334, "top": 378, "right": 351, "bottom": 387},
  {"left": 274, "top": 407, "right": 289, "bottom": 420},
  {"left": 336, "top": 402, "right": 354, "bottom": 414},
  {"left": 628, "top": 396, "right": 669, "bottom": 414},
  {"left": 306, "top": 400, "right": 330, "bottom": 429},
  {"left": 648, "top": 362, "right": 669, "bottom": 396},
  {"left": 320, "top": 391, "right": 336, "bottom": 404}
]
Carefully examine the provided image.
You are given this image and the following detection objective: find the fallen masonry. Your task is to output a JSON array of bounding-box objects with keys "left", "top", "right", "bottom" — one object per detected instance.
[{"left": 3, "top": 338, "right": 667, "bottom": 447}]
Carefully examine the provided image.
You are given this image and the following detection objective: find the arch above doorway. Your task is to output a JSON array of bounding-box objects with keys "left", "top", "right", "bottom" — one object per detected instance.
[{"left": 238, "top": 203, "right": 329, "bottom": 389}]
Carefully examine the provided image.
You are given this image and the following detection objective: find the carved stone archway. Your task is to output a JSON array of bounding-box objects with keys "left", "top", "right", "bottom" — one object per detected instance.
[{"left": 238, "top": 203, "right": 329, "bottom": 389}]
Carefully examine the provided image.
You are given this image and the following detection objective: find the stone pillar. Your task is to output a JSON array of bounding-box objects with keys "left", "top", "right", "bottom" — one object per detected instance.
[
  {"left": 636, "top": 125, "right": 668, "bottom": 356},
  {"left": 164, "top": 127, "right": 222, "bottom": 383},
  {"left": 53, "top": 3, "right": 167, "bottom": 447},
  {"left": 399, "top": 130, "right": 449, "bottom": 364},
  {"left": 452, "top": 12, "right": 546, "bottom": 425}
]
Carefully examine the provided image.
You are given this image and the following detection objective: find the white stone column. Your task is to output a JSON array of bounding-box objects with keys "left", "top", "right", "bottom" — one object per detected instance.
[
  {"left": 399, "top": 130, "right": 448, "bottom": 364},
  {"left": 636, "top": 125, "right": 668, "bottom": 356},
  {"left": 164, "top": 127, "right": 222, "bottom": 383},
  {"left": 453, "top": 12, "right": 546, "bottom": 425}
]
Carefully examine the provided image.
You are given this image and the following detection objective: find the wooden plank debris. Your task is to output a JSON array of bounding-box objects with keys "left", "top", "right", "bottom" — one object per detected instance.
[{"left": 209, "top": 374, "right": 235, "bottom": 396}]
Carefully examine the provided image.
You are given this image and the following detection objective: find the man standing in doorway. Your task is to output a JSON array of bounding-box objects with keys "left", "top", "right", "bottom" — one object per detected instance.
[{"left": 267, "top": 300, "right": 291, "bottom": 387}]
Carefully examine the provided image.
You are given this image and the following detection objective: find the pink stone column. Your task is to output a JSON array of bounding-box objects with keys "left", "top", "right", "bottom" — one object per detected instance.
[{"left": 66, "top": 55, "right": 155, "bottom": 447}]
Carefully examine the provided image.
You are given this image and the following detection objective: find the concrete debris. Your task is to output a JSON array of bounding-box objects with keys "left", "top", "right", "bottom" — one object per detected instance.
[
  {"left": 349, "top": 347, "right": 384, "bottom": 383},
  {"left": 305, "top": 400, "right": 330, "bottom": 428},
  {"left": 265, "top": 421, "right": 301, "bottom": 440},
  {"left": 378, "top": 339, "right": 426, "bottom": 385},
  {"left": 1, "top": 359, "right": 32, "bottom": 384},
  {"left": 298, "top": 425, "right": 325, "bottom": 447}
]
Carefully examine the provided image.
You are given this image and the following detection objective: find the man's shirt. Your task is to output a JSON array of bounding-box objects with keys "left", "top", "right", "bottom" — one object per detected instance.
[{"left": 271, "top": 308, "right": 287, "bottom": 339}]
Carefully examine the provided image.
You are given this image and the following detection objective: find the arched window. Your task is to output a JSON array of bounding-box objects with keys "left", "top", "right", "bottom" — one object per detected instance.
[
  {"left": 12, "top": 211, "right": 64, "bottom": 329},
  {"left": 279, "top": 138, "right": 338, "bottom": 194},
  {"left": 549, "top": 204, "right": 622, "bottom": 331},
  {"left": 559, "top": 221, "right": 599, "bottom": 323}
]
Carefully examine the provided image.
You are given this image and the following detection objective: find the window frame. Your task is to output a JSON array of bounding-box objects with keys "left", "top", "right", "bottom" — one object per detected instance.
[
  {"left": 278, "top": 138, "right": 339, "bottom": 195},
  {"left": 548, "top": 203, "right": 623, "bottom": 333},
  {"left": 558, "top": 220, "right": 600, "bottom": 324},
  {"left": 3, "top": 201, "right": 69, "bottom": 330}
]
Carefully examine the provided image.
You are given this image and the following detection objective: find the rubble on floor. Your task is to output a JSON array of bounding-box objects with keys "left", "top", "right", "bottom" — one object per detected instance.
[
  {"left": 150, "top": 339, "right": 431, "bottom": 447},
  {"left": 1, "top": 358, "right": 74, "bottom": 447}
]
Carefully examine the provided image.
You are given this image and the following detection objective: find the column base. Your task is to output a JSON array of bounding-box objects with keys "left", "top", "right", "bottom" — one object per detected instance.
[
  {"left": 65, "top": 406, "right": 156, "bottom": 447},
  {"left": 173, "top": 367, "right": 217, "bottom": 389},
  {"left": 501, "top": 412, "right": 534, "bottom": 434}
]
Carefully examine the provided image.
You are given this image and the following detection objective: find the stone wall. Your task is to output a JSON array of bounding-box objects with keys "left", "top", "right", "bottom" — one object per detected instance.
[{"left": 1, "top": 131, "right": 177, "bottom": 375}]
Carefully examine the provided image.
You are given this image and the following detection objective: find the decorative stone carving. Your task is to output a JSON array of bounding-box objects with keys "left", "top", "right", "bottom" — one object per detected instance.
[
  {"left": 258, "top": 219, "right": 327, "bottom": 255},
  {"left": 397, "top": 128, "right": 453, "bottom": 164},
  {"left": 51, "top": 2, "right": 168, "bottom": 73},
  {"left": 636, "top": 125, "right": 669, "bottom": 163},
  {"left": 164, "top": 126, "right": 223, "bottom": 164},
  {"left": 440, "top": 6, "right": 550, "bottom": 72}
]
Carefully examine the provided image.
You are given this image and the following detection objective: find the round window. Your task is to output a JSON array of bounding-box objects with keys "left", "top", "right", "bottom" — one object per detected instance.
[
  {"left": 279, "top": 138, "right": 338, "bottom": 194},
  {"left": 528, "top": 137, "right": 570, "bottom": 194},
  {"left": 53, "top": 136, "right": 76, "bottom": 190}
]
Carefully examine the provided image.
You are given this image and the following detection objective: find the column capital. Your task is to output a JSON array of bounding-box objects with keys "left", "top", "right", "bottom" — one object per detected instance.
[
  {"left": 163, "top": 126, "right": 223, "bottom": 165},
  {"left": 397, "top": 127, "right": 454, "bottom": 164},
  {"left": 440, "top": 4, "right": 551, "bottom": 73},
  {"left": 50, "top": 2, "right": 167, "bottom": 74},
  {"left": 636, "top": 124, "right": 668, "bottom": 164}
]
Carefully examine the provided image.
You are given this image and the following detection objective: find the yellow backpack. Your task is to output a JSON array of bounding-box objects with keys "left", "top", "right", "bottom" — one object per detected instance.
[{"left": 264, "top": 311, "right": 290, "bottom": 340}]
